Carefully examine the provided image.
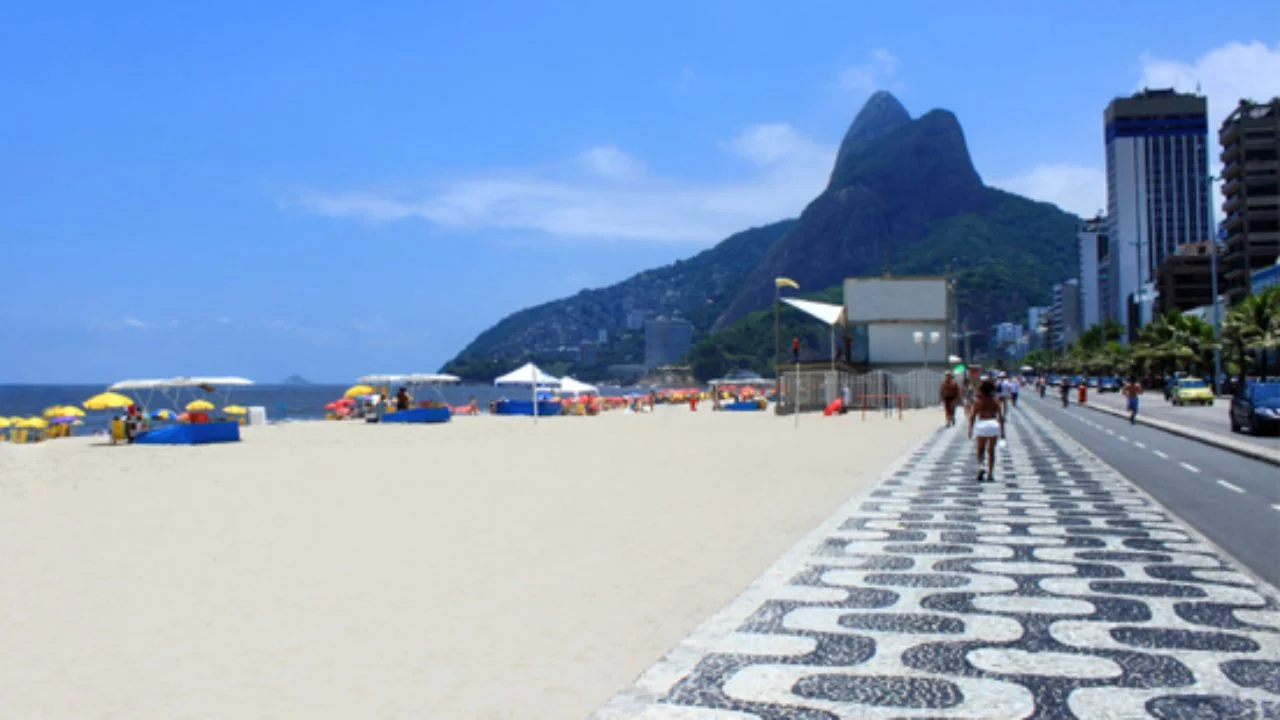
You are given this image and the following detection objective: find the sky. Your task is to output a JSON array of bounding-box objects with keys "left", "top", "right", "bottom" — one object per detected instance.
[{"left": 2, "top": 1, "right": 1278, "bottom": 383}]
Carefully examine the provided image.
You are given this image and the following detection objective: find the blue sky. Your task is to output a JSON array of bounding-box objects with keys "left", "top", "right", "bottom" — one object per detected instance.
[{"left": 2, "top": 1, "right": 1277, "bottom": 382}]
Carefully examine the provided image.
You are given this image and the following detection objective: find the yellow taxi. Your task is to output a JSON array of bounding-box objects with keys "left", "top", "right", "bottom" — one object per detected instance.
[{"left": 1171, "top": 378, "right": 1214, "bottom": 407}]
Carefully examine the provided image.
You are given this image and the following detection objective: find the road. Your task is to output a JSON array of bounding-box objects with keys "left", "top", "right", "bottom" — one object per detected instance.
[
  {"left": 1028, "top": 393, "right": 1280, "bottom": 588},
  {"left": 1087, "top": 389, "right": 1280, "bottom": 450}
]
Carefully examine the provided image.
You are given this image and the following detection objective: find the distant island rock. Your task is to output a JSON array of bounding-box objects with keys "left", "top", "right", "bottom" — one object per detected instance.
[{"left": 281, "top": 374, "right": 312, "bottom": 385}]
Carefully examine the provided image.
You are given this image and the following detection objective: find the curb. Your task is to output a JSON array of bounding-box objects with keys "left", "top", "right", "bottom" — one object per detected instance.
[{"left": 1079, "top": 401, "right": 1280, "bottom": 467}]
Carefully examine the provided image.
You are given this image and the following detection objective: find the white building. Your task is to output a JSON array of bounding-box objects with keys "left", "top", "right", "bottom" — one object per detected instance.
[
  {"left": 1077, "top": 215, "right": 1109, "bottom": 327},
  {"left": 1104, "top": 89, "right": 1211, "bottom": 339}
]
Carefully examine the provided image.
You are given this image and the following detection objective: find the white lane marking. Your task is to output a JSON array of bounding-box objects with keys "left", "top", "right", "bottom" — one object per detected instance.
[
  {"left": 1217, "top": 480, "right": 1245, "bottom": 494},
  {"left": 1117, "top": 435, "right": 1129, "bottom": 443},
  {"left": 1273, "top": 504, "right": 1280, "bottom": 513},
  {"left": 1105, "top": 428, "right": 1115, "bottom": 435},
  {"left": 1134, "top": 441, "right": 1146, "bottom": 449},
  {"left": 1153, "top": 450, "right": 1169, "bottom": 459},
  {"left": 1180, "top": 462, "right": 1201, "bottom": 474}
]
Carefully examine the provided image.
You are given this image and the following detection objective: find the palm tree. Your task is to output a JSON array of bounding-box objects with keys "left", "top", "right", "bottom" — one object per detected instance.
[
  {"left": 1223, "top": 286, "right": 1280, "bottom": 383},
  {"left": 1136, "top": 312, "right": 1216, "bottom": 378}
]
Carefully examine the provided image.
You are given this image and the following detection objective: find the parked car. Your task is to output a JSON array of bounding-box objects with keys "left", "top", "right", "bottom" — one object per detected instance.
[
  {"left": 1087, "top": 377, "right": 1099, "bottom": 388},
  {"left": 1047, "top": 374, "right": 1061, "bottom": 386},
  {"left": 1171, "top": 378, "right": 1214, "bottom": 406},
  {"left": 1230, "top": 382, "right": 1280, "bottom": 435},
  {"left": 1098, "top": 376, "right": 1121, "bottom": 393}
]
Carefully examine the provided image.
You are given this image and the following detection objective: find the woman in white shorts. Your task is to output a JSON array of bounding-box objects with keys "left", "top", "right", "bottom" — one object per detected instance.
[{"left": 968, "top": 379, "right": 1005, "bottom": 482}]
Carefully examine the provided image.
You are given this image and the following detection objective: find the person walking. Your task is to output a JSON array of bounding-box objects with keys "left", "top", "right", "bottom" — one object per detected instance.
[
  {"left": 968, "top": 379, "right": 1005, "bottom": 482},
  {"left": 939, "top": 371, "right": 960, "bottom": 427},
  {"left": 1010, "top": 376, "right": 1020, "bottom": 408},
  {"left": 997, "top": 373, "right": 1013, "bottom": 416},
  {"left": 1122, "top": 377, "right": 1142, "bottom": 425},
  {"left": 1059, "top": 375, "right": 1071, "bottom": 408}
]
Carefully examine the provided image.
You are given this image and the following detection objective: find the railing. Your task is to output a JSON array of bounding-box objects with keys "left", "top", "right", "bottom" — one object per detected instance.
[{"left": 776, "top": 367, "right": 946, "bottom": 415}]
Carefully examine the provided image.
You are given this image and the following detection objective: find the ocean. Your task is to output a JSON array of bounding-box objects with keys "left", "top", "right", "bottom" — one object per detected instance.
[{"left": 0, "top": 384, "right": 639, "bottom": 434}]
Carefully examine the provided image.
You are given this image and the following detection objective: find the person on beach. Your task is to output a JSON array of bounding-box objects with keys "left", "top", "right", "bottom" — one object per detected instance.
[
  {"left": 1122, "top": 377, "right": 1142, "bottom": 425},
  {"left": 968, "top": 379, "right": 1004, "bottom": 482},
  {"left": 1009, "top": 376, "right": 1020, "bottom": 408},
  {"left": 1059, "top": 375, "right": 1071, "bottom": 408},
  {"left": 996, "top": 373, "right": 1012, "bottom": 416},
  {"left": 939, "top": 372, "right": 960, "bottom": 427},
  {"left": 395, "top": 387, "right": 411, "bottom": 412}
]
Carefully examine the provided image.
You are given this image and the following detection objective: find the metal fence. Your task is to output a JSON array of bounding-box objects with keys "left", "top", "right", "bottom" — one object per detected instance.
[{"left": 776, "top": 367, "right": 945, "bottom": 414}]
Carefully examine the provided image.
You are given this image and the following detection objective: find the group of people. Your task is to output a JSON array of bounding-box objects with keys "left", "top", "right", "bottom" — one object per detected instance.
[{"left": 939, "top": 370, "right": 1020, "bottom": 482}]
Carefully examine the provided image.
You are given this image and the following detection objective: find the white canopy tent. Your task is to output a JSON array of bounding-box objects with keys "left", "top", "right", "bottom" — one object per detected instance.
[
  {"left": 556, "top": 376, "right": 599, "bottom": 395},
  {"left": 493, "top": 362, "right": 561, "bottom": 388},
  {"left": 106, "top": 376, "right": 255, "bottom": 411},
  {"left": 494, "top": 362, "right": 560, "bottom": 422},
  {"left": 781, "top": 297, "right": 847, "bottom": 368}
]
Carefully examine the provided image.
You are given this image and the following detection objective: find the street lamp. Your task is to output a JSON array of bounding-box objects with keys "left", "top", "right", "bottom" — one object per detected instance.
[
  {"left": 1204, "top": 173, "right": 1224, "bottom": 395},
  {"left": 914, "top": 330, "right": 940, "bottom": 369}
]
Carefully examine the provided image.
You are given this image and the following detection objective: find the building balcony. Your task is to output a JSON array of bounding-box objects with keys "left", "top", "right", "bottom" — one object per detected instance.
[
  {"left": 1223, "top": 176, "right": 1242, "bottom": 197},
  {"left": 1223, "top": 195, "right": 1245, "bottom": 215},
  {"left": 1222, "top": 160, "right": 1242, "bottom": 180},
  {"left": 1222, "top": 143, "right": 1241, "bottom": 163},
  {"left": 1220, "top": 122, "right": 1242, "bottom": 144}
]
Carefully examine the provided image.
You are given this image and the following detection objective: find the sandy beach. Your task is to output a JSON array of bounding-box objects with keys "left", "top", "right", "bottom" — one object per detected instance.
[{"left": 0, "top": 406, "right": 936, "bottom": 719}]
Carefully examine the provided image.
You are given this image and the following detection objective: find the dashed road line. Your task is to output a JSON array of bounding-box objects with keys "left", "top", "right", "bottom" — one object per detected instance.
[
  {"left": 1133, "top": 441, "right": 1146, "bottom": 449},
  {"left": 1217, "top": 479, "right": 1245, "bottom": 494},
  {"left": 1153, "top": 450, "right": 1169, "bottom": 459},
  {"left": 1105, "top": 428, "right": 1115, "bottom": 435},
  {"left": 1117, "top": 435, "right": 1129, "bottom": 443},
  {"left": 1273, "top": 504, "right": 1280, "bottom": 513},
  {"left": 1180, "top": 462, "right": 1201, "bottom": 473}
]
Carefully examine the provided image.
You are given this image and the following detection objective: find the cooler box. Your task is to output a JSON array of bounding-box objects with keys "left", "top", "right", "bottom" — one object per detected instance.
[{"left": 248, "top": 406, "right": 268, "bottom": 426}]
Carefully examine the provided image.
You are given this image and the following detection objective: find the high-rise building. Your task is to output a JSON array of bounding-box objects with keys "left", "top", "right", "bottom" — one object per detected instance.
[
  {"left": 1077, "top": 215, "right": 1110, "bottom": 327},
  {"left": 1219, "top": 98, "right": 1280, "bottom": 304},
  {"left": 1027, "top": 306, "right": 1051, "bottom": 348},
  {"left": 1104, "top": 89, "right": 1211, "bottom": 339},
  {"left": 643, "top": 317, "right": 693, "bottom": 369},
  {"left": 1154, "top": 241, "right": 1224, "bottom": 315},
  {"left": 1050, "top": 280, "right": 1081, "bottom": 350}
]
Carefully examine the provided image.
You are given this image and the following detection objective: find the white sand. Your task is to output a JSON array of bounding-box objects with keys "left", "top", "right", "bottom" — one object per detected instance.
[{"left": 0, "top": 406, "right": 937, "bottom": 719}]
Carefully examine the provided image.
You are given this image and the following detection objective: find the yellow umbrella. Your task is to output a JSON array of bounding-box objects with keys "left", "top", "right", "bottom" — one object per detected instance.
[
  {"left": 83, "top": 392, "right": 134, "bottom": 410},
  {"left": 223, "top": 405, "right": 247, "bottom": 415},
  {"left": 60, "top": 406, "right": 86, "bottom": 417},
  {"left": 19, "top": 417, "right": 48, "bottom": 429},
  {"left": 0, "top": 418, "right": 11, "bottom": 428},
  {"left": 344, "top": 384, "right": 375, "bottom": 398},
  {"left": 186, "top": 399, "right": 215, "bottom": 411}
]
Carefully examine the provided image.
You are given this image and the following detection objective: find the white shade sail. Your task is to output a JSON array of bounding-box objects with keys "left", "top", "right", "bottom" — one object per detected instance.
[
  {"left": 557, "top": 376, "right": 598, "bottom": 395},
  {"left": 782, "top": 297, "right": 845, "bottom": 326},
  {"left": 493, "top": 362, "right": 561, "bottom": 388}
]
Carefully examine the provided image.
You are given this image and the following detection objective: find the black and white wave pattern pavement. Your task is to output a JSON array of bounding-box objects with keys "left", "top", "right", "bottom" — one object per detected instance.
[{"left": 595, "top": 409, "right": 1280, "bottom": 719}]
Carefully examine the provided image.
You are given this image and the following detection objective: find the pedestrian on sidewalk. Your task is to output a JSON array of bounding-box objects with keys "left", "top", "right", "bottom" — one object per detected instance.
[
  {"left": 968, "top": 379, "right": 1004, "bottom": 482},
  {"left": 939, "top": 371, "right": 960, "bottom": 427},
  {"left": 1122, "top": 377, "right": 1142, "bottom": 425}
]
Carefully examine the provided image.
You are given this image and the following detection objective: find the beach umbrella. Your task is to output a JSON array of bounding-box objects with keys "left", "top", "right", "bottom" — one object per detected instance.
[
  {"left": 83, "top": 392, "right": 133, "bottom": 410},
  {"left": 224, "top": 405, "right": 247, "bottom": 415},
  {"left": 19, "top": 417, "right": 48, "bottom": 429},
  {"left": 61, "top": 406, "right": 86, "bottom": 417},
  {"left": 150, "top": 409, "right": 176, "bottom": 420},
  {"left": 185, "top": 399, "right": 215, "bottom": 411},
  {"left": 0, "top": 418, "right": 10, "bottom": 428},
  {"left": 344, "top": 384, "right": 375, "bottom": 398}
]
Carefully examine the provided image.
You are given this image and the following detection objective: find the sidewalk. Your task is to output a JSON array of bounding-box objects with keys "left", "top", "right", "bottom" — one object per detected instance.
[
  {"left": 1082, "top": 391, "right": 1280, "bottom": 467},
  {"left": 594, "top": 409, "right": 1280, "bottom": 719}
]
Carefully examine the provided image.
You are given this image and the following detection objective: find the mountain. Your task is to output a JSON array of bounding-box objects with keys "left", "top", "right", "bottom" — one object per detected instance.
[
  {"left": 442, "top": 92, "right": 1080, "bottom": 382},
  {"left": 281, "top": 374, "right": 312, "bottom": 385},
  {"left": 441, "top": 219, "right": 794, "bottom": 381}
]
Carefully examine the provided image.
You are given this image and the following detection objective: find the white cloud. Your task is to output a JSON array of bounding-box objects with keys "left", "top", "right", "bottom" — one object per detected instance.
[
  {"left": 837, "top": 48, "right": 900, "bottom": 96},
  {"left": 992, "top": 164, "right": 1106, "bottom": 217},
  {"left": 122, "top": 317, "right": 148, "bottom": 329},
  {"left": 580, "top": 145, "right": 646, "bottom": 179},
  {"left": 996, "top": 40, "right": 1280, "bottom": 216},
  {"left": 1137, "top": 40, "right": 1280, "bottom": 132},
  {"left": 289, "top": 125, "right": 835, "bottom": 245}
]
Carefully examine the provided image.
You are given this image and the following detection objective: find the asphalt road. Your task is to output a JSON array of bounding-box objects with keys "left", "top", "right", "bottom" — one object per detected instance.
[
  {"left": 1026, "top": 393, "right": 1280, "bottom": 589},
  {"left": 1087, "top": 389, "right": 1280, "bottom": 450}
]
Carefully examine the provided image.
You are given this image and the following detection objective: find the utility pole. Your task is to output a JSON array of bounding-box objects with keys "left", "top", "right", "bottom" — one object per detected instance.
[{"left": 1205, "top": 173, "right": 1224, "bottom": 395}]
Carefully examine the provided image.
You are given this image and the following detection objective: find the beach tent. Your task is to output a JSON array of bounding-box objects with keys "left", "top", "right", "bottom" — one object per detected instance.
[
  {"left": 494, "top": 362, "right": 561, "bottom": 422},
  {"left": 781, "top": 297, "right": 847, "bottom": 369},
  {"left": 557, "top": 376, "right": 598, "bottom": 395},
  {"left": 494, "top": 362, "right": 561, "bottom": 388}
]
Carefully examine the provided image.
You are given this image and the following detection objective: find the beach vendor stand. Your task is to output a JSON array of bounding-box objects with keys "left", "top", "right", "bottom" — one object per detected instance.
[
  {"left": 356, "top": 374, "right": 459, "bottom": 424},
  {"left": 105, "top": 376, "right": 254, "bottom": 445},
  {"left": 710, "top": 377, "right": 772, "bottom": 411},
  {"left": 493, "top": 362, "right": 562, "bottom": 420}
]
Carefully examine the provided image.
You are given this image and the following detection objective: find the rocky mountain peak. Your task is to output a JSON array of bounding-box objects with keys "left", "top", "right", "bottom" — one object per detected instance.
[{"left": 828, "top": 91, "right": 912, "bottom": 188}]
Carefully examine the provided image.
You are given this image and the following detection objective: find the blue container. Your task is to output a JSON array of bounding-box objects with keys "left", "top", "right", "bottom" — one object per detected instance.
[
  {"left": 494, "top": 399, "right": 562, "bottom": 416},
  {"left": 381, "top": 406, "right": 452, "bottom": 424},
  {"left": 134, "top": 421, "right": 241, "bottom": 445}
]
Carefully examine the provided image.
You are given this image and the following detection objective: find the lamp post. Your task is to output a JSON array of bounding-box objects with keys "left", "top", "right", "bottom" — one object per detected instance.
[
  {"left": 774, "top": 277, "right": 798, "bottom": 412},
  {"left": 914, "top": 330, "right": 940, "bottom": 370}
]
